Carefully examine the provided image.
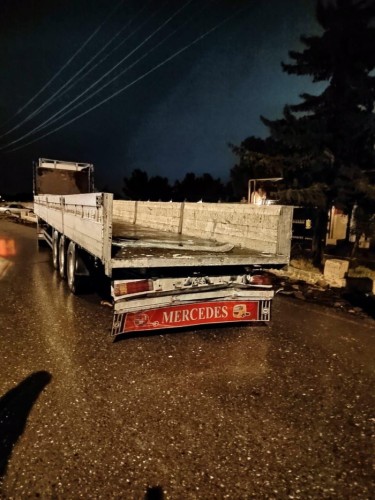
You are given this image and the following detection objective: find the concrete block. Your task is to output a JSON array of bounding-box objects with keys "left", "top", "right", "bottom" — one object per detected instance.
[{"left": 324, "top": 259, "right": 349, "bottom": 280}]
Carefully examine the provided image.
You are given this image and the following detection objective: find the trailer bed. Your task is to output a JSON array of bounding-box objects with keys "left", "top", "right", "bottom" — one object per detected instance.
[
  {"left": 111, "top": 220, "right": 286, "bottom": 268},
  {"left": 34, "top": 194, "right": 292, "bottom": 274},
  {"left": 32, "top": 168, "right": 293, "bottom": 336}
]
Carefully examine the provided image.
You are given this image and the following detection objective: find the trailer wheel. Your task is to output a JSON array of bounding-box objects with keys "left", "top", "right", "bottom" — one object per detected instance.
[
  {"left": 52, "top": 231, "right": 60, "bottom": 269},
  {"left": 58, "top": 235, "right": 67, "bottom": 278},
  {"left": 67, "top": 241, "right": 83, "bottom": 294}
]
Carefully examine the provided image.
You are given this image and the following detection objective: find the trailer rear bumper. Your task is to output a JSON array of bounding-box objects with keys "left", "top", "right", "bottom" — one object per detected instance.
[{"left": 111, "top": 298, "right": 271, "bottom": 336}]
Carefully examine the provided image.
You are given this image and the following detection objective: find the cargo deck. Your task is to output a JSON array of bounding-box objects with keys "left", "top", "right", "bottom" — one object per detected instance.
[{"left": 111, "top": 220, "right": 287, "bottom": 268}]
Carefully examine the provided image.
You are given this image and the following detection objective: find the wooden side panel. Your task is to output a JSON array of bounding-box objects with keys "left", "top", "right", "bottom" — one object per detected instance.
[
  {"left": 62, "top": 213, "right": 104, "bottom": 257},
  {"left": 34, "top": 193, "right": 113, "bottom": 261},
  {"left": 110, "top": 200, "right": 293, "bottom": 259},
  {"left": 276, "top": 206, "right": 293, "bottom": 261},
  {"left": 113, "top": 200, "right": 182, "bottom": 232},
  {"left": 34, "top": 195, "right": 64, "bottom": 232},
  {"left": 112, "top": 200, "right": 137, "bottom": 223},
  {"left": 181, "top": 203, "right": 280, "bottom": 254}
]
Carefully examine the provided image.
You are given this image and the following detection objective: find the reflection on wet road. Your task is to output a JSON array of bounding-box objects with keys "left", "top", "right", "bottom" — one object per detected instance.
[
  {"left": 0, "top": 237, "right": 16, "bottom": 279},
  {"left": 0, "top": 219, "right": 374, "bottom": 498}
]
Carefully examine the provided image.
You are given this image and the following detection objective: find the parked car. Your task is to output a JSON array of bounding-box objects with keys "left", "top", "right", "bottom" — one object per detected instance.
[{"left": 0, "top": 203, "right": 28, "bottom": 215}]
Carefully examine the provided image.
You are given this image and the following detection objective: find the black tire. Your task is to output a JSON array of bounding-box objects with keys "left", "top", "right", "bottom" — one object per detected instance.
[
  {"left": 52, "top": 231, "right": 59, "bottom": 269},
  {"left": 58, "top": 235, "right": 67, "bottom": 278},
  {"left": 67, "top": 241, "right": 83, "bottom": 294}
]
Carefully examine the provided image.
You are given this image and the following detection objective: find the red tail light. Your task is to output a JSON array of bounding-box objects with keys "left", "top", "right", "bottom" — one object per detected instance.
[
  {"left": 249, "top": 274, "right": 272, "bottom": 286},
  {"left": 114, "top": 279, "right": 153, "bottom": 297}
]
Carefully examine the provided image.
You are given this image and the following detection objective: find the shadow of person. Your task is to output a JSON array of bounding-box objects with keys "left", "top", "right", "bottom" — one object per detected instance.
[
  {"left": 0, "top": 371, "right": 52, "bottom": 480},
  {"left": 145, "top": 486, "right": 164, "bottom": 500}
]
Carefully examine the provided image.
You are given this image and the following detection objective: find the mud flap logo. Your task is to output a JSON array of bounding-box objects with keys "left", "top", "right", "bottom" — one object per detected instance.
[
  {"left": 133, "top": 313, "right": 159, "bottom": 328},
  {"left": 233, "top": 304, "right": 252, "bottom": 318}
]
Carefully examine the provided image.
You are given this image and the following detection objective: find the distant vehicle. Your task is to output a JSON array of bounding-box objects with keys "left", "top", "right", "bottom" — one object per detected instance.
[{"left": 0, "top": 203, "right": 28, "bottom": 215}]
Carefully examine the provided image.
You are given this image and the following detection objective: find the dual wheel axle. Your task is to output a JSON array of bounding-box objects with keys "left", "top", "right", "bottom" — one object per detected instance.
[{"left": 52, "top": 231, "right": 86, "bottom": 294}]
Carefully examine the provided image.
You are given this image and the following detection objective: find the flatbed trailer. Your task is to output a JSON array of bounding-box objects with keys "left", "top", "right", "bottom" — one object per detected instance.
[{"left": 34, "top": 190, "right": 293, "bottom": 337}]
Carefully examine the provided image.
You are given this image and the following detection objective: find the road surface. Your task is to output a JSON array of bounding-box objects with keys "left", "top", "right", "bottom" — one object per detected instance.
[{"left": 0, "top": 219, "right": 374, "bottom": 499}]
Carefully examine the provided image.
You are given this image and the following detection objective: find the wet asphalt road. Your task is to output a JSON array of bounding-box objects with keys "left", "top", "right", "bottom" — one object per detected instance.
[{"left": 0, "top": 219, "right": 374, "bottom": 499}]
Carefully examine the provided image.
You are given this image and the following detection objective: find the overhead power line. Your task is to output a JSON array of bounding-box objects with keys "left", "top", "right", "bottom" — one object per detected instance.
[
  {"left": 31, "top": 0, "right": 158, "bottom": 116},
  {"left": 0, "top": 0, "right": 126, "bottom": 138},
  {"left": 6, "top": 3, "right": 249, "bottom": 154},
  {"left": 1, "top": 0, "right": 193, "bottom": 150},
  {"left": 0, "top": 1, "right": 156, "bottom": 137},
  {"left": 27, "top": 1, "right": 212, "bottom": 137}
]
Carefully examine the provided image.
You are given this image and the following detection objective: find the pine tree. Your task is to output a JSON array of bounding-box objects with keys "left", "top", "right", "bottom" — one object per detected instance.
[
  {"left": 234, "top": 0, "right": 375, "bottom": 264},
  {"left": 229, "top": 136, "right": 284, "bottom": 200}
]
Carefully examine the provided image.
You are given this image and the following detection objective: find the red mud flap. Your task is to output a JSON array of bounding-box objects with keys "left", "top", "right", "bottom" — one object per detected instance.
[{"left": 111, "top": 299, "right": 271, "bottom": 336}]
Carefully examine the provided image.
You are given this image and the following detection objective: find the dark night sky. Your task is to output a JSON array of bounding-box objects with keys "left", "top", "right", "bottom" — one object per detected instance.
[{"left": 0, "top": 0, "right": 322, "bottom": 195}]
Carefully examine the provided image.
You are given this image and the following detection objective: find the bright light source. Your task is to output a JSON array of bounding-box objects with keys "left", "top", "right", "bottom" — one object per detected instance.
[{"left": 114, "top": 279, "right": 153, "bottom": 297}]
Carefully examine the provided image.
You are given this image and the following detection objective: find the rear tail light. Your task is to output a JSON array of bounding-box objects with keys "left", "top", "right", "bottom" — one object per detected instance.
[
  {"left": 248, "top": 274, "right": 272, "bottom": 286},
  {"left": 114, "top": 279, "right": 153, "bottom": 297}
]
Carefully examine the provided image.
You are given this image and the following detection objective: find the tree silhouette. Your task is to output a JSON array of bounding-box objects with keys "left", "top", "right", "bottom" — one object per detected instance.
[
  {"left": 232, "top": 0, "right": 375, "bottom": 264},
  {"left": 123, "top": 170, "right": 226, "bottom": 202},
  {"left": 229, "top": 136, "right": 284, "bottom": 199},
  {"left": 123, "top": 169, "right": 150, "bottom": 200}
]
